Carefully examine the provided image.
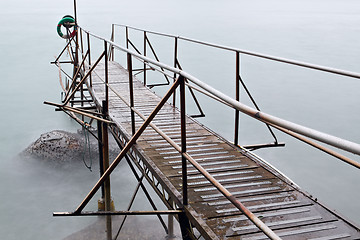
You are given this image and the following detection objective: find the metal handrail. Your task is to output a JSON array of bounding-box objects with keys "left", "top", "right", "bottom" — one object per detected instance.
[
  {"left": 79, "top": 26, "right": 360, "bottom": 157},
  {"left": 51, "top": 24, "right": 360, "bottom": 238},
  {"left": 114, "top": 24, "right": 360, "bottom": 80},
  {"left": 74, "top": 27, "right": 283, "bottom": 239},
  {"left": 51, "top": 25, "right": 359, "bottom": 240},
  {"left": 50, "top": 15, "right": 360, "bottom": 238}
]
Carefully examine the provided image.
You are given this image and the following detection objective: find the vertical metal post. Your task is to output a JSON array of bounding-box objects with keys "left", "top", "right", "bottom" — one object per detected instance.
[
  {"left": 178, "top": 79, "right": 194, "bottom": 239},
  {"left": 97, "top": 119, "right": 105, "bottom": 199},
  {"left": 178, "top": 212, "right": 192, "bottom": 240},
  {"left": 102, "top": 100, "right": 112, "bottom": 240},
  {"left": 73, "top": 0, "right": 79, "bottom": 82},
  {"left": 168, "top": 212, "right": 174, "bottom": 239},
  {"left": 180, "top": 76, "right": 187, "bottom": 206},
  {"left": 87, "top": 32, "right": 92, "bottom": 87},
  {"left": 127, "top": 53, "right": 136, "bottom": 136},
  {"left": 173, "top": 37, "right": 178, "bottom": 106},
  {"left": 103, "top": 38, "right": 112, "bottom": 240},
  {"left": 104, "top": 41, "right": 109, "bottom": 105},
  {"left": 73, "top": 0, "right": 78, "bottom": 25},
  {"left": 143, "top": 31, "right": 147, "bottom": 86},
  {"left": 80, "top": 29, "right": 84, "bottom": 119},
  {"left": 126, "top": 26, "right": 129, "bottom": 49},
  {"left": 234, "top": 51, "right": 240, "bottom": 146},
  {"left": 71, "top": 0, "right": 79, "bottom": 108},
  {"left": 111, "top": 24, "right": 115, "bottom": 61},
  {"left": 80, "top": 28, "right": 84, "bottom": 58},
  {"left": 80, "top": 29, "right": 86, "bottom": 75}
]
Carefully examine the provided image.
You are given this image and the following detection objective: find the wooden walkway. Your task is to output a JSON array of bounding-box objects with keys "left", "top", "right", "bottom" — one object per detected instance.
[{"left": 86, "top": 61, "right": 360, "bottom": 239}]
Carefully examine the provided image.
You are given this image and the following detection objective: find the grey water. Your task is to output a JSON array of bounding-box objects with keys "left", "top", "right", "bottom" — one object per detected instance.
[{"left": 1, "top": 0, "right": 359, "bottom": 239}]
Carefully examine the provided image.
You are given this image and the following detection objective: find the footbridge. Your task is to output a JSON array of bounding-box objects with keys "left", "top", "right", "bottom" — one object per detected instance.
[{"left": 47, "top": 17, "right": 360, "bottom": 240}]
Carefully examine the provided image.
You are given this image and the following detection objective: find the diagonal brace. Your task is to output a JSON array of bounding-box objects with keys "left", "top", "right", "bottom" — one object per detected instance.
[
  {"left": 62, "top": 50, "right": 105, "bottom": 106},
  {"left": 62, "top": 50, "right": 89, "bottom": 101},
  {"left": 125, "top": 156, "right": 169, "bottom": 233},
  {"left": 73, "top": 77, "right": 181, "bottom": 214},
  {"left": 44, "top": 101, "right": 112, "bottom": 124}
]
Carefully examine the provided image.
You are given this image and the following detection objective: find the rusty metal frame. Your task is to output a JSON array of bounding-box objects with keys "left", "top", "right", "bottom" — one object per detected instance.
[
  {"left": 125, "top": 28, "right": 170, "bottom": 88},
  {"left": 44, "top": 101, "right": 110, "bottom": 124},
  {"left": 235, "top": 56, "right": 285, "bottom": 150},
  {"left": 175, "top": 59, "right": 205, "bottom": 118},
  {"left": 62, "top": 49, "right": 89, "bottom": 101},
  {"left": 54, "top": 210, "right": 182, "bottom": 216},
  {"left": 62, "top": 50, "right": 105, "bottom": 106},
  {"left": 106, "top": 108, "right": 213, "bottom": 240},
  {"left": 73, "top": 78, "right": 182, "bottom": 214},
  {"left": 144, "top": 32, "right": 171, "bottom": 88},
  {"left": 113, "top": 24, "right": 360, "bottom": 152},
  {"left": 121, "top": 26, "right": 206, "bottom": 118},
  {"left": 122, "top": 157, "right": 169, "bottom": 233},
  {"left": 81, "top": 54, "right": 279, "bottom": 238},
  {"left": 54, "top": 50, "right": 210, "bottom": 238},
  {"left": 53, "top": 35, "right": 76, "bottom": 63},
  {"left": 49, "top": 21, "right": 360, "bottom": 240}
]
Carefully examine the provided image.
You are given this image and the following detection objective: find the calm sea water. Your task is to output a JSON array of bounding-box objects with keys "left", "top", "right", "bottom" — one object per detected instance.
[{"left": 1, "top": 0, "right": 359, "bottom": 239}]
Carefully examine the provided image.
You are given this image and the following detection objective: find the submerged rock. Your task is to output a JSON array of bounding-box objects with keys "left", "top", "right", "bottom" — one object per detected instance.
[{"left": 23, "top": 130, "right": 119, "bottom": 164}]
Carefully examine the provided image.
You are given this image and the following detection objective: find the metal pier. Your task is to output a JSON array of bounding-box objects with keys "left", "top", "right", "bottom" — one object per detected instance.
[
  {"left": 85, "top": 61, "right": 359, "bottom": 239},
  {"left": 49, "top": 15, "right": 360, "bottom": 240}
]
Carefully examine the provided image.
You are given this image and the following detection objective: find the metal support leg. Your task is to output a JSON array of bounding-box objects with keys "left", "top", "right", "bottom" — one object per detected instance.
[
  {"left": 102, "top": 100, "right": 112, "bottom": 240},
  {"left": 179, "top": 212, "right": 193, "bottom": 240},
  {"left": 97, "top": 119, "right": 105, "bottom": 202},
  {"left": 168, "top": 213, "right": 175, "bottom": 239}
]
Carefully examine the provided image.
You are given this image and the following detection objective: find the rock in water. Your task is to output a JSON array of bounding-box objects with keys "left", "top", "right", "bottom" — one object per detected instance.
[
  {"left": 24, "top": 130, "right": 94, "bottom": 163},
  {"left": 23, "top": 129, "right": 120, "bottom": 165}
]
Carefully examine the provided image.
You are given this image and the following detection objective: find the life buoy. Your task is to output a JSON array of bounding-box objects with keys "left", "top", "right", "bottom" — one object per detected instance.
[{"left": 57, "top": 16, "right": 77, "bottom": 39}]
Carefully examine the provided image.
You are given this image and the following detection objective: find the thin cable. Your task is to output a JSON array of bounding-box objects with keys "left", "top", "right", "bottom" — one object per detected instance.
[{"left": 82, "top": 122, "right": 93, "bottom": 172}]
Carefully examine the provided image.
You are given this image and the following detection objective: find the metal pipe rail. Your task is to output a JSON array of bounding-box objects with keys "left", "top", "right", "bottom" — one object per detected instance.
[
  {"left": 82, "top": 48, "right": 286, "bottom": 239},
  {"left": 79, "top": 26, "right": 360, "bottom": 157},
  {"left": 49, "top": 1, "right": 360, "bottom": 231},
  {"left": 48, "top": 22, "right": 360, "bottom": 237},
  {"left": 61, "top": 25, "right": 360, "bottom": 240},
  {"left": 114, "top": 24, "right": 360, "bottom": 80}
]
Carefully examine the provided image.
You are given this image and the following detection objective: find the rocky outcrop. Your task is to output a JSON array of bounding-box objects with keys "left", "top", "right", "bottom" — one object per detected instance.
[{"left": 23, "top": 130, "right": 119, "bottom": 164}]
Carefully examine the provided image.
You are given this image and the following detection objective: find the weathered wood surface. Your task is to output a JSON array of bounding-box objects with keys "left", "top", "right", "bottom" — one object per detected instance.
[{"left": 87, "top": 61, "right": 360, "bottom": 239}]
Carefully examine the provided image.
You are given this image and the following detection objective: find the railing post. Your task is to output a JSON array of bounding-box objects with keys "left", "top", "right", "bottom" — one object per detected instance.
[
  {"left": 143, "top": 31, "right": 147, "bottom": 86},
  {"left": 80, "top": 28, "right": 84, "bottom": 58},
  {"left": 234, "top": 51, "right": 240, "bottom": 146},
  {"left": 111, "top": 24, "right": 115, "bottom": 61},
  {"left": 104, "top": 41, "right": 109, "bottom": 105},
  {"left": 80, "top": 29, "right": 86, "bottom": 74},
  {"left": 127, "top": 53, "right": 136, "bottom": 136},
  {"left": 79, "top": 29, "right": 84, "bottom": 117},
  {"left": 126, "top": 26, "right": 129, "bottom": 49},
  {"left": 173, "top": 37, "right": 178, "bottom": 106},
  {"left": 87, "top": 32, "right": 92, "bottom": 87},
  {"left": 73, "top": 0, "right": 79, "bottom": 98},
  {"left": 179, "top": 75, "right": 187, "bottom": 205}
]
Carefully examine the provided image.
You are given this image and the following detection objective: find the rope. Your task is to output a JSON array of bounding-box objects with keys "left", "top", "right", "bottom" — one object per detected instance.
[{"left": 82, "top": 122, "right": 93, "bottom": 172}]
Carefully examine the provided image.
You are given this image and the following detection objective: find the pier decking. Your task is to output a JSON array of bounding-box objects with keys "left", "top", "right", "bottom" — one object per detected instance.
[
  {"left": 84, "top": 61, "right": 360, "bottom": 239},
  {"left": 49, "top": 18, "right": 360, "bottom": 239}
]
